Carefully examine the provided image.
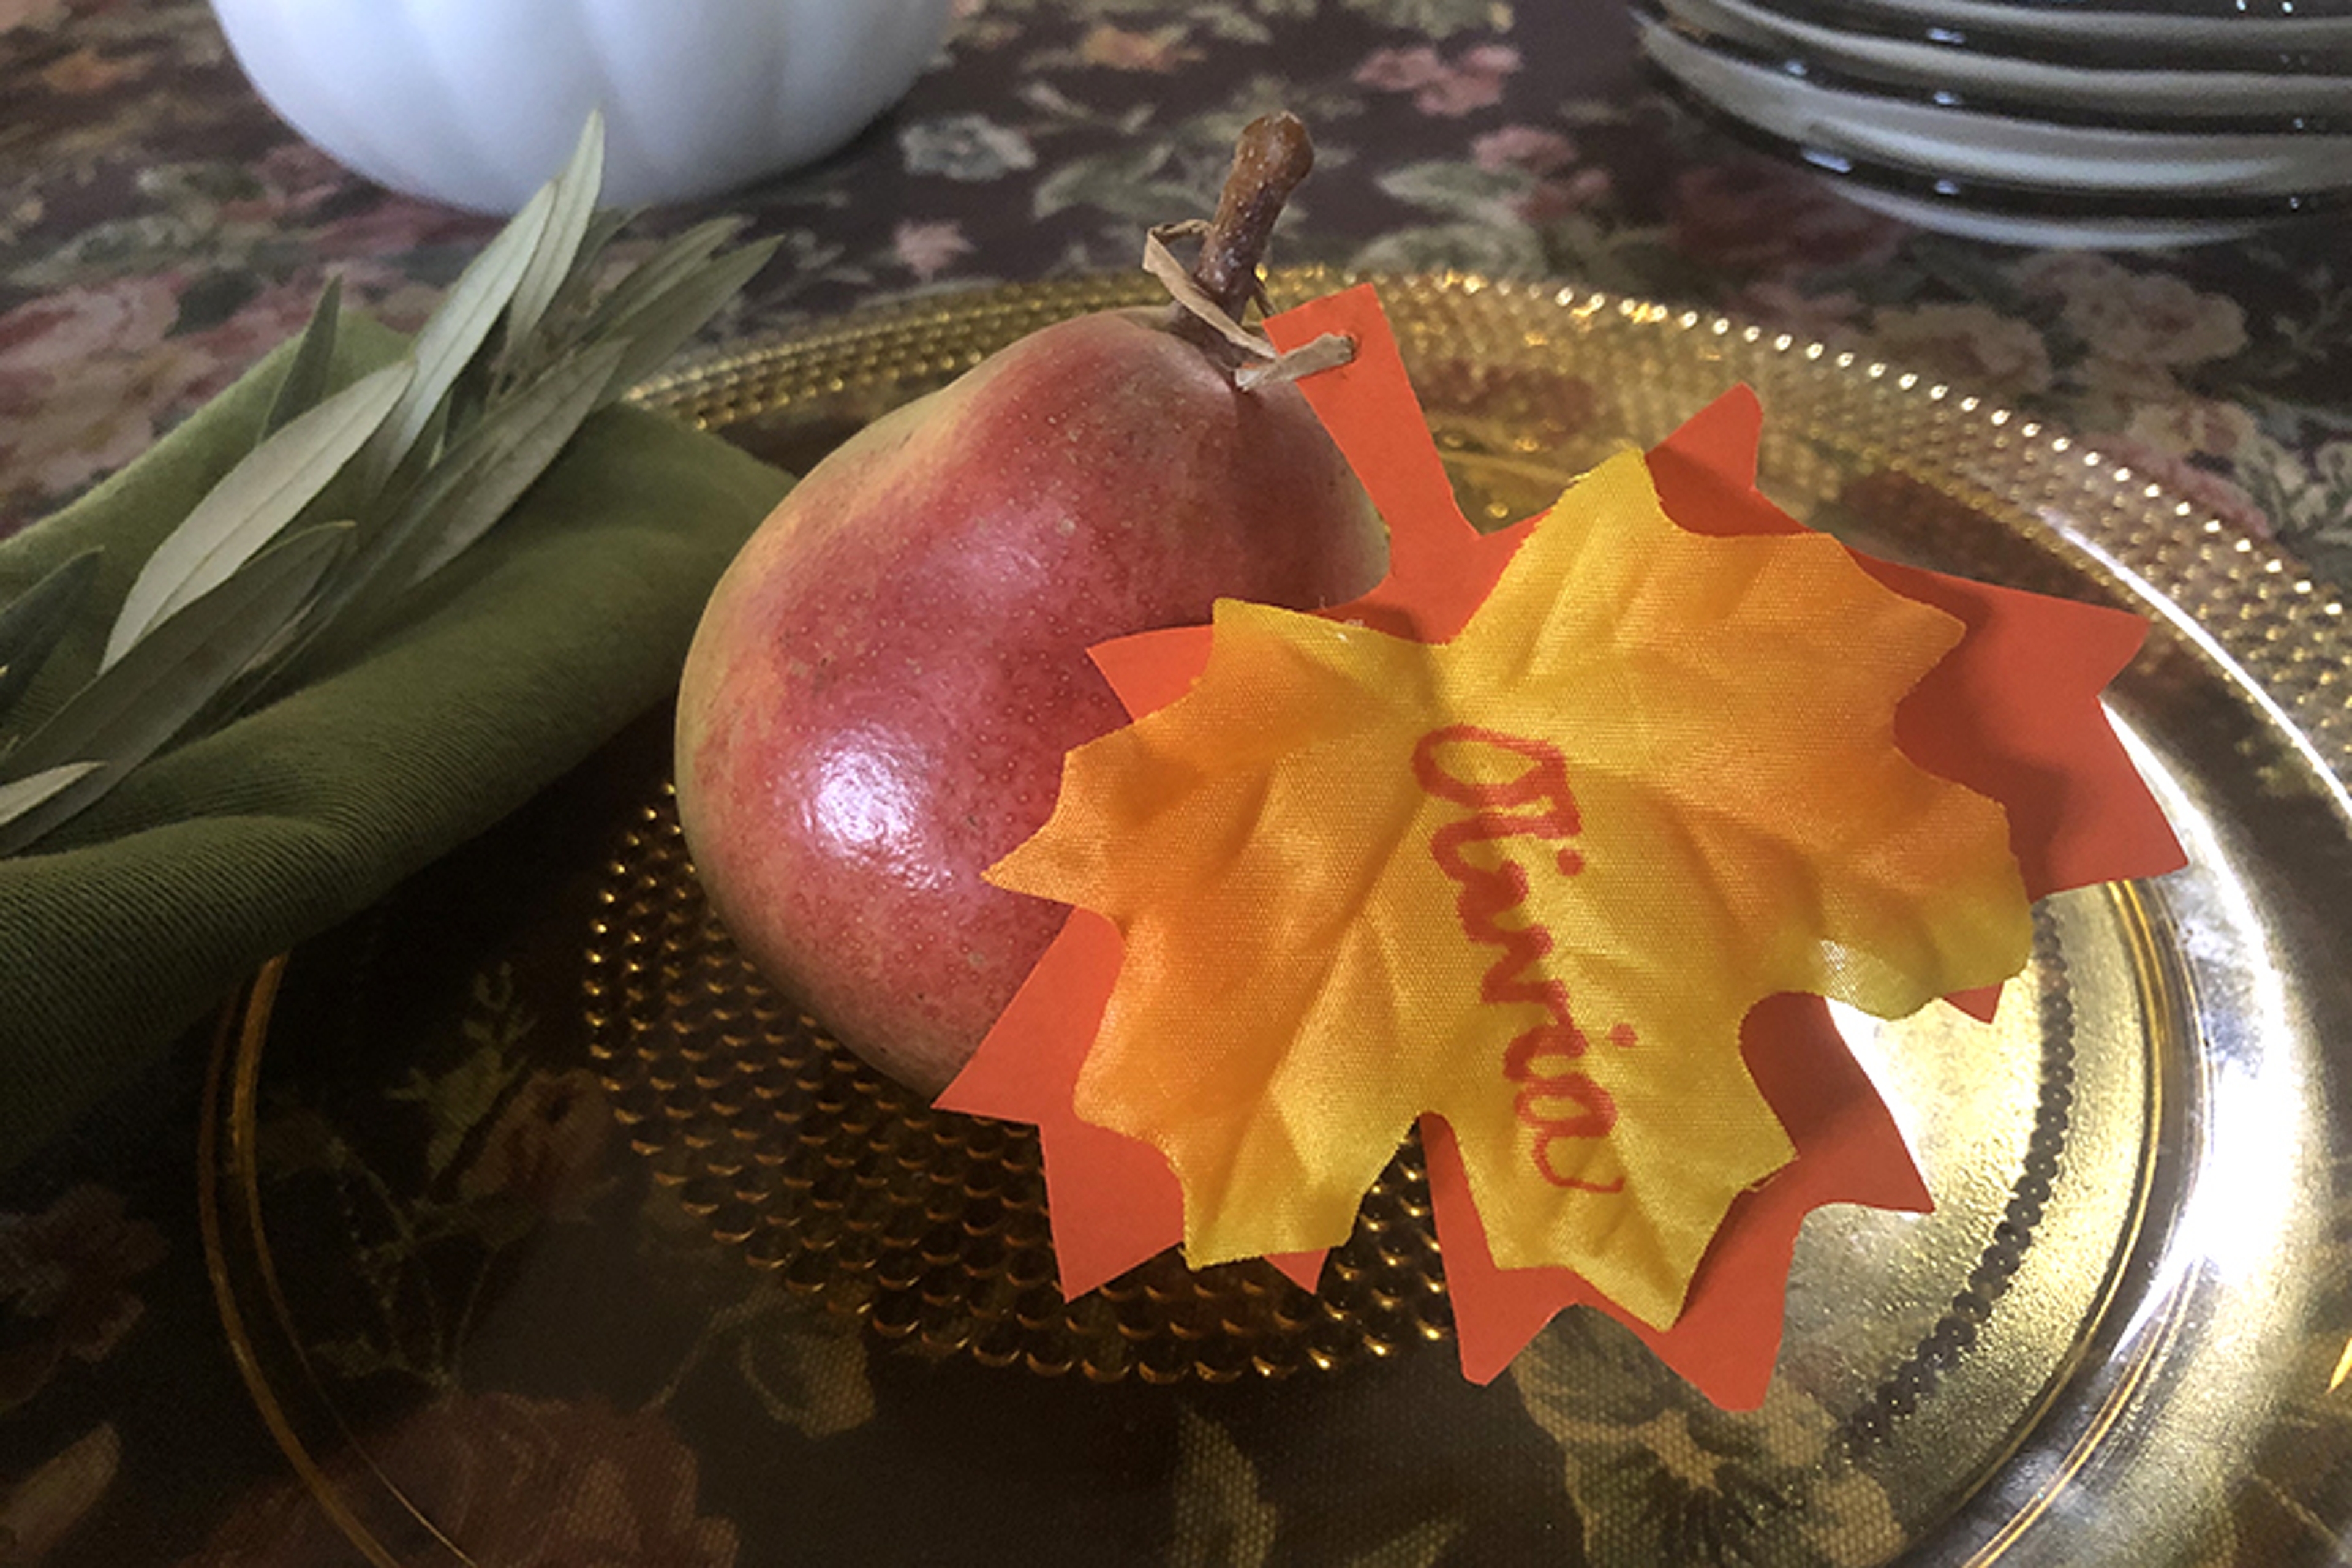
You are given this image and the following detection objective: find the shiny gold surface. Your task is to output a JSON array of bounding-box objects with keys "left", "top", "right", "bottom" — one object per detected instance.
[
  {"left": 633, "top": 269, "right": 2352, "bottom": 1561},
  {"left": 578, "top": 778, "right": 2140, "bottom": 1426},
  {"left": 208, "top": 273, "right": 2352, "bottom": 1566},
  {"left": 582, "top": 787, "right": 1451, "bottom": 1384}
]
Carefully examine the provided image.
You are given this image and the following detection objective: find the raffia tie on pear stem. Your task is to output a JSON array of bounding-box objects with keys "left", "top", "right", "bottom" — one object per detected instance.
[
  {"left": 1141, "top": 110, "right": 1353, "bottom": 393},
  {"left": 1141, "top": 223, "right": 1354, "bottom": 391}
]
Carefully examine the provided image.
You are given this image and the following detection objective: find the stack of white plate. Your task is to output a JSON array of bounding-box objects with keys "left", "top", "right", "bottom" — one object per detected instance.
[{"left": 1635, "top": 0, "right": 2352, "bottom": 247}]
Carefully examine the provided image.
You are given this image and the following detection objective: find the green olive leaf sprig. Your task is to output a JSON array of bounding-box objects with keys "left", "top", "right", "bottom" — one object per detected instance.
[{"left": 0, "top": 115, "right": 778, "bottom": 856}]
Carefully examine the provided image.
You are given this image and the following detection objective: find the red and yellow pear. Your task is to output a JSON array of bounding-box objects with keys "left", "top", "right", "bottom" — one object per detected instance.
[{"left": 675, "top": 115, "right": 1387, "bottom": 1095}]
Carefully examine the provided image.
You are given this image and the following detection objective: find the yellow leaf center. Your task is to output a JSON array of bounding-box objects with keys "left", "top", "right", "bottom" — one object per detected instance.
[{"left": 990, "top": 451, "right": 2030, "bottom": 1328}]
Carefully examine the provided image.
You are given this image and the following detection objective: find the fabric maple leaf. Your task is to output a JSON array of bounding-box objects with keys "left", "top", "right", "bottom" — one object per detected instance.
[
  {"left": 981, "top": 385, "right": 2031, "bottom": 1332},
  {"left": 941, "top": 282, "right": 2182, "bottom": 1401}
]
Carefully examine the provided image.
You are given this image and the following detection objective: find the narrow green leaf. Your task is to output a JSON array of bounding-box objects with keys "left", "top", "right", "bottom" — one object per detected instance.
[
  {"left": 541, "top": 206, "right": 636, "bottom": 330},
  {"left": 597, "top": 238, "right": 780, "bottom": 401},
  {"left": 0, "top": 761, "right": 101, "bottom": 831},
  {"left": 505, "top": 113, "right": 607, "bottom": 353},
  {"left": 578, "top": 217, "right": 742, "bottom": 345},
  {"left": 103, "top": 364, "right": 410, "bottom": 671},
  {"left": 369, "top": 183, "right": 556, "bottom": 480},
  {"left": 0, "top": 548, "right": 102, "bottom": 725},
  {"left": 260, "top": 276, "right": 344, "bottom": 441},
  {"left": 501, "top": 205, "right": 638, "bottom": 386},
  {"left": 405, "top": 342, "right": 625, "bottom": 582},
  {"left": 320, "top": 340, "right": 625, "bottom": 639},
  {"left": 440, "top": 315, "right": 506, "bottom": 448},
  {"left": 1, "top": 524, "right": 350, "bottom": 856}
]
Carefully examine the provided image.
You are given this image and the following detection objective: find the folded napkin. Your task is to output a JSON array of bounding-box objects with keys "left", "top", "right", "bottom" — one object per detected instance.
[{"left": 0, "top": 316, "right": 791, "bottom": 1169}]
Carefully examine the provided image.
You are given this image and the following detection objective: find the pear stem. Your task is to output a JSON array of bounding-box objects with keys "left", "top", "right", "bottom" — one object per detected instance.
[{"left": 1186, "top": 112, "right": 1313, "bottom": 330}]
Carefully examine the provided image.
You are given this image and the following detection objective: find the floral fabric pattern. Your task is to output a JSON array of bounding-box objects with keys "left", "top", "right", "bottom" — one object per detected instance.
[
  {"left": 2, "top": 1, "right": 2351, "bottom": 1564},
  {"left": 178, "top": 1395, "right": 738, "bottom": 1568},
  {"left": 2, "top": 0, "right": 2350, "bottom": 580},
  {"left": 0, "top": 1186, "right": 162, "bottom": 1415}
]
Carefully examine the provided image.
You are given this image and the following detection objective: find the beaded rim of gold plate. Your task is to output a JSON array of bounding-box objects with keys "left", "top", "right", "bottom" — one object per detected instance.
[{"left": 634, "top": 268, "right": 2350, "bottom": 780}]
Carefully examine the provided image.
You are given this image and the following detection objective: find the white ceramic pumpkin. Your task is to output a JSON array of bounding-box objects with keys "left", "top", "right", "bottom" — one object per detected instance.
[{"left": 208, "top": 0, "right": 957, "bottom": 213}]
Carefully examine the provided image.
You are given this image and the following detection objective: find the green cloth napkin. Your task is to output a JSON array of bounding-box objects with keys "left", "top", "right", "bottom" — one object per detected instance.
[{"left": 0, "top": 316, "right": 791, "bottom": 1169}]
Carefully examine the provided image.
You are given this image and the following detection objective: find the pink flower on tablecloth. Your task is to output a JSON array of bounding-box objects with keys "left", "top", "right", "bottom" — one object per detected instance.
[
  {"left": 1868, "top": 301, "right": 2054, "bottom": 402},
  {"left": 0, "top": 276, "right": 206, "bottom": 520},
  {"left": 1357, "top": 44, "right": 1444, "bottom": 91},
  {"left": 2068, "top": 352, "right": 2196, "bottom": 435},
  {"left": 2015, "top": 253, "right": 2248, "bottom": 369},
  {"left": 1468, "top": 126, "right": 1610, "bottom": 221},
  {"left": 1670, "top": 161, "right": 1907, "bottom": 281},
  {"left": 1517, "top": 167, "right": 1611, "bottom": 224},
  {"left": 892, "top": 217, "right": 974, "bottom": 282},
  {"left": 2126, "top": 397, "right": 2260, "bottom": 463},
  {"left": 179, "top": 1394, "right": 737, "bottom": 1568},
  {"left": 1356, "top": 43, "right": 1521, "bottom": 117},
  {"left": 0, "top": 266, "right": 437, "bottom": 533},
  {"left": 0, "top": 274, "right": 177, "bottom": 378},
  {"left": 1472, "top": 126, "right": 1578, "bottom": 176},
  {"left": 2082, "top": 278, "right": 2247, "bottom": 368}
]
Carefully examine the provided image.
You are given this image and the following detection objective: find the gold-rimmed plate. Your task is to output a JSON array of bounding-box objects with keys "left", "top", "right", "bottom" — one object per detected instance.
[{"left": 202, "top": 271, "right": 2352, "bottom": 1567}]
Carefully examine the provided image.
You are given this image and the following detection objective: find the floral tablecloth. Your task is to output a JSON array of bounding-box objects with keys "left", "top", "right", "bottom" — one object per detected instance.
[
  {"left": 9, "top": 0, "right": 2352, "bottom": 578},
  {"left": 3, "top": 1, "right": 2349, "bottom": 1564}
]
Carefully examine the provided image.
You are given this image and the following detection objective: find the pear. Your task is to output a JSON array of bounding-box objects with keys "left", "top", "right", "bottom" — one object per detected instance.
[{"left": 674, "top": 115, "right": 1388, "bottom": 1095}]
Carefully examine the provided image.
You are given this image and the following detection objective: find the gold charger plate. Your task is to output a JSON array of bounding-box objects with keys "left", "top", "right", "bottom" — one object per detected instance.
[{"left": 202, "top": 270, "right": 2352, "bottom": 1566}]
